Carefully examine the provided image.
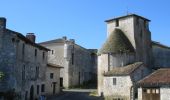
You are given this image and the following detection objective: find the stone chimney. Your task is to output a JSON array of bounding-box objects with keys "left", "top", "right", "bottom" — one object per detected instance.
[
  {"left": 69, "top": 39, "right": 75, "bottom": 44},
  {"left": 62, "top": 36, "right": 67, "bottom": 40},
  {"left": 26, "top": 33, "right": 36, "bottom": 43},
  {"left": 0, "top": 17, "right": 6, "bottom": 30}
]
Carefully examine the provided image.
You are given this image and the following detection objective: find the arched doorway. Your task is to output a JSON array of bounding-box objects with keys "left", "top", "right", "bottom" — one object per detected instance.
[{"left": 30, "top": 85, "right": 34, "bottom": 100}]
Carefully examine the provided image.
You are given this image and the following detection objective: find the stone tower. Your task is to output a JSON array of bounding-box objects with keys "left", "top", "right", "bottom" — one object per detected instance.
[
  {"left": 98, "top": 14, "right": 152, "bottom": 96},
  {"left": 105, "top": 14, "right": 152, "bottom": 67}
]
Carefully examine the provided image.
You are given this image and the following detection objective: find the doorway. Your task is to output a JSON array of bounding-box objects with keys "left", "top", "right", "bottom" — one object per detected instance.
[
  {"left": 60, "top": 77, "right": 63, "bottom": 87},
  {"left": 30, "top": 85, "right": 34, "bottom": 100},
  {"left": 52, "top": 82, "right": 56, "bottom": 94}
]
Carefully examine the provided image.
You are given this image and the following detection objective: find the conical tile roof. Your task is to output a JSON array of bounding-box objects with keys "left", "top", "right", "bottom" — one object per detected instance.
[{"left": 98, "top": 28, "right": 134, "bottom": 54}]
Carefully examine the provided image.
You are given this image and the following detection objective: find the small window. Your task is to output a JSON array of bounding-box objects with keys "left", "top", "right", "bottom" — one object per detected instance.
[
  {"left": 43, "top": 52, "right": 45, "bottom": 60},
  {"left": 147, "top": 89, "right": 151, "bottom": 94},
  {"left": 156, "top": 89, "right": 159, "bottom": 94},
  {"left": 51, "top": 50, "right": 54, "bottom": 54},
  {"left": 22, "top": 44, "right": 25, "bottom": 56},
  {"left": 71, "top": 53, "right": 74, "bottom": 65},
  {"left": 35, "top": 49, "right": 37, "bottom": 57},
  {"left": 116, "top": 19, "right": 119, "bottom": 27},
  {"left": 37, "top": 85, "right": 39, "bottom": 95},
  {"left": 50, "top": 73, "right": 54, "bottom": 79},
  {"left": 22, "top": 65, "right": 26, "bottom": 80},
  {"left": 113, "top": 78, "right": 116, "bottom": 85},
  {"left": 136, "top": 17, "right": 139, "bottom": 25},
  {"left": 41, "top": 84, "right": 45, "bottom": 92},
  {"left": 12, "top": 38, "right": 15, "bottom": 42},
  {"left": 36, "top": 67, "right": 39, "bottom": 78},
  {"left": 144, "top": 20, "right": 147, "bottom": 28}
]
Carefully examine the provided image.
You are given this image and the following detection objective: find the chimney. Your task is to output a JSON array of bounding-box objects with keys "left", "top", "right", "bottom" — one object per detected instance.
[
  {"left": 69, "top": 39, "right": 75, "bottom": 44},
  {"left": 26, "top": 33, "right": 36, "bottom": 43},
  {"left": 62, "top": 36, "right": 67, "bottom": 40},
  {"left": 0, "top": 17, "right": 6, "bottom": 30}
]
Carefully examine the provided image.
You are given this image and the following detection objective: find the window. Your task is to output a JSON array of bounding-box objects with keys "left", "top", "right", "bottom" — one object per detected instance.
[
  {"left": 43, "top": 52, "right": 45, "bottom": 60},
  {"left": 22, "top": 65, "right": 26, "bottom": 80},
  {"left": 113, "top": 78, "right": 116, "bottom": 85},
  {"left": 37, "top": 85, "right": 39, "bottom": 95},
  {"left": 71, "top": 53, "right": 74, "bottom": 65},
  {"left": 36, "top": 67, "right": 39, "bottom": 78},
  {"left": 144, "top": 20, "right": 147, "bottom": 28},
  {"left": 22, "top": 44, "right": 25, "bottom": 57},
  {"left": 35, "top": 49, "right": 37, "bottom": 57},
  {"left": 136, "top": 17, "right": 139, "bottom": 25},
  {"left": 115, "top": 19, "right": 119, "bottom": 27},
  {"left": 41, "top": 84, "right": 45, "bottom": 92},
  {"left": 12, "top": 38, "right": 15, "bottom": 42},
  {"left": 51, "top": 50, "right": 54, "bottom": 54},
  {"left": 50, "top": 73, "right": 54, "bottom": 79}
]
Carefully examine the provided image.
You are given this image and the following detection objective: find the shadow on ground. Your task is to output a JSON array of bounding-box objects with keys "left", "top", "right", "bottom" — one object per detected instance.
[{"left": 47, "top": 89, "right": 103, "bottom": 100}]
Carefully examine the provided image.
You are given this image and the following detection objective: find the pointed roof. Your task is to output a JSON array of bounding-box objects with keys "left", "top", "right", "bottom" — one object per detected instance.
[{"left": 98, "top": 28, "right": 134, "bottom": 54}]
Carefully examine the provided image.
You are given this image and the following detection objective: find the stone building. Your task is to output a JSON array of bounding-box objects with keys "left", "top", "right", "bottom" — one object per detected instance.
[
  {"left": 46, "top": 63, "right": 63, "bottom": 95},
  {"left": 103, "top": 62, "right": 150, "bottom": 100},
  {"left": 40, "top": 37, "right": 97, "bottom": 88},
  {"left": 98, "top": 14, "right": 152, "bottom": 98},
  {"left": 138, "top": 69, "right": 170, "bottom": 100},
  {"left": 98, "top": 14, "right": 170, "bottom": 100},
  {"left": 0, "top": 18, "right": 49, "bottom": 100}
]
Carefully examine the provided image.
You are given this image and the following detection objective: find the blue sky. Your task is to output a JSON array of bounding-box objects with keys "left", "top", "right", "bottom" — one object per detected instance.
[{"left": 0, "top": 0, "right": 170, "bottom": 49}]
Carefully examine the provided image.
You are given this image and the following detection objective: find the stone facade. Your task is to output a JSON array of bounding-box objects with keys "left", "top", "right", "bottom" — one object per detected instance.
[
  {"left": 152, "top": 42, "right": 170, "bottom": 68},
  {"left": 0, "top": 18, "right": 49, "bottom": 100},
  {"left": 98, "top": 14, "right": 153, "bottom": 98},
  {"left": 102, "top": 63, "right": 150, "bottom": 100},
  {"left": 40, "top": 37, "right": 97, "bottom": 88},
  {"left": 45, "top": 64, "right": 63, "bottom": 95}
]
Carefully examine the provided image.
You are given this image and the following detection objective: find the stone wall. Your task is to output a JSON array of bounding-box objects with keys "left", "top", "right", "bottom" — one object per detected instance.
[
  {"left": 160, "top": 87, "right": 170, "bottom": 100},
  {"left": 0, "top": 20, "right": 48, "bottom": 100},
  {"left": 41, "top": 39, "right": 97, "bottom": 88},
  {"left": 106, "top": 16, "right": 152, "bottom": 67},
  {"left": 152, "top": 45, "right": 170, "bottom": 68},
  {"left": 46, "top": 66, "right": 61, "bottom": 95},
  {"left": 103, "top": 76, "right": 132, "bottom": 100}
]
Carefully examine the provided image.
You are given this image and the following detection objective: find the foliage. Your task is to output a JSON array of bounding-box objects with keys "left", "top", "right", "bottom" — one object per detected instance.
[{"left": 0, "top": 71, "right": 5, "bottom": 80}]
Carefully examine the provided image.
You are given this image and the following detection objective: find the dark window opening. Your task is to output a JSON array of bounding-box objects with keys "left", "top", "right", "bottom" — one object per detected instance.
[
  {"left": 36, "top": 67, "right": 39, "bottom": 79},
  {"left": 50, "top": 73, "right": 54, "bottom": 79},
  {"left": 22, "top": 65, "right": 26, "bottom": 80},
  {"left": 144, "top": 20, "right": 147, "bottom": 28},
  {"left": 22, "top": 44, "right": 25, "bottom": 56},
  {"left": 41, "top": 84, "right": 45, "bottom": 92},
  {"left": 113, "top": 78, "right": 116, "bottom": 85},
  {"left": 136, "top": 17, "right": 139, "bottom": 25},
  {"left": 43, "top": 52, "right": 45, "bottom": 60},
  {"left": 52, "top": 50, "right": 54, "bottom": 54},
  {"left": 12, "top": 38, "right": 15, "bottom": 42},
  {"left": 116, "top": 19, "right": 119, "bottom": 27},
  {"left": 71, "top": 53, "right": 74, "bottom": 65},
  {"left": 35, "top": 49, "right": 37, "bottom": 57},
  {"left": 37, "top": 85, "right": 39, "bottom": 95},
  {"left": 140, "top": 30, "right": 143, "bottom": 38}
]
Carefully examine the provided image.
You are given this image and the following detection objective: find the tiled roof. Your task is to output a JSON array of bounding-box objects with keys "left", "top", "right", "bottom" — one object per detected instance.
[
  {"left": 152, "top": 41, "right": 170, "bottom": 49},
  {"left": 138, "top": 68, "right": 170, "bottom": 86},
  {"left": 104, "top": 62, "right": 143, "bottom": 76},
  {"left": 6, "top": 29, "right": 50, "bottom": 51},
  {"left": 98, "top": 28, "right": 135, "bottom": 54},
  {"left": 39, "top": 38, "right": 65, "bottom": 45}
]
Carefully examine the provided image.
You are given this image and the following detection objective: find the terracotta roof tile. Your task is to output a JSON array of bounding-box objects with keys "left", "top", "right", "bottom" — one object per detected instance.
[{"left": 138, "top": 68, "right": 170, "bottom": 86}]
